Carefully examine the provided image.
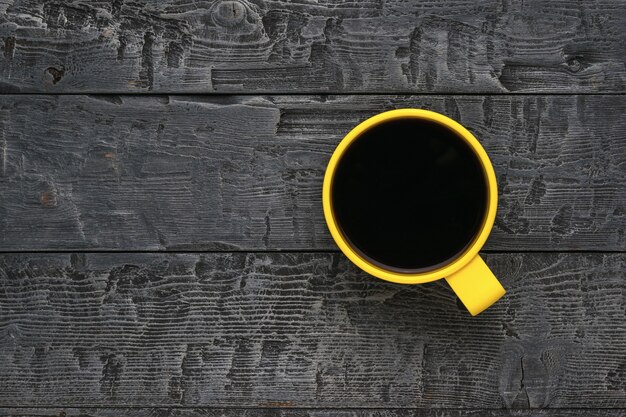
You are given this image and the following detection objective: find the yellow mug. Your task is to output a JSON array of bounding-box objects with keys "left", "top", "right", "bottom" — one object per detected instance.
[{"left": 322, "top": 109, "right": 505, "bottom": 316}]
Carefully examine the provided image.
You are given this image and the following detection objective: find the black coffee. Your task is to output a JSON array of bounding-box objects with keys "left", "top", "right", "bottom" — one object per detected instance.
[{"left": 331, "top": 118, "right": 488, "bottom": 272}]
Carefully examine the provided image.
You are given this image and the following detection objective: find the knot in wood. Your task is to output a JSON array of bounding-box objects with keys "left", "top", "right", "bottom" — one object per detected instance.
[
  {"left": 45, "top": 66, "right": 65, "bottom": 84},
  {"left": 566, "top": 58, "right": 582, "bottom": 73},
  {"left": 211, "top": 0, "right": 247, "bottom": 27}
]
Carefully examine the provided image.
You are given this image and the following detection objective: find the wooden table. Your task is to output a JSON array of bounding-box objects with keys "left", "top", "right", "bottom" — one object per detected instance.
[{"left": 1, "top": 1, "right": 625, "bottom": 416}]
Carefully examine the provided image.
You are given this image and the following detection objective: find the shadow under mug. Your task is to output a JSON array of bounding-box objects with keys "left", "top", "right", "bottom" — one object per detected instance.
[{"left": 322, "top": 109, "right": 505, "bottom": 316}]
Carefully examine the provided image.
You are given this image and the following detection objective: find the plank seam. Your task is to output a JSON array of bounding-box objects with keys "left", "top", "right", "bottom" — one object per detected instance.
[
  {"left": 0, "top": 92, "right": 625, "bottom": 97},
  {"left": 1, "top": 406, "right": 626, "bottom": 410},
  {"left": 0, "top": 250, "right": 622, "bottom": 254}
]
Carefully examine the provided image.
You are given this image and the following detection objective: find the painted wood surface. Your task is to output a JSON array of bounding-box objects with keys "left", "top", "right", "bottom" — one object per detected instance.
[
  {"left": 1, "top": 252, "right": 624, "bottom": 408},
  {"left": 1, "top": 0, "right": 624, "bottom": 413},
  {"left": 0, "top": 94, "right": 624, "bottom": 251},
  {"left": 1, "top": 409, "right": 625, "bottom": 417},
  {"left": 0, "top": 1, "right": 624, "bottom": 93}
]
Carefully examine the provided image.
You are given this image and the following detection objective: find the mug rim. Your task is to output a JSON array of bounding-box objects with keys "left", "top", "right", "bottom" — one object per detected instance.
[{"left": 322, "top": 108, "right": 498, "bottom": 284}]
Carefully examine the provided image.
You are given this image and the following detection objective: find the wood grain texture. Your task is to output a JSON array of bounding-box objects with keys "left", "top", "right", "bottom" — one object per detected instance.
[
  {"left": 0, "top": 0, "right": 624, "bottom": 93},
  {"left": 2, "top": 409, "right": 626, "bottom": 417},
  {"left": 0, "top": 253, "right": 624, "bottom": 407},
  {"left": 0, "top": 94, "right": 624, "bottom": 251}
]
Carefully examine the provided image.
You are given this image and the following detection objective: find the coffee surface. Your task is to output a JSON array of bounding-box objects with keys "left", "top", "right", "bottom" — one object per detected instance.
[{"left": 331, "top": 118, "right": 488, "bottom": 272}]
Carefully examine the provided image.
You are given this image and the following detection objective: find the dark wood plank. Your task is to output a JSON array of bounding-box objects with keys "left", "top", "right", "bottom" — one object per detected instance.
[
  {"left": 2, "top": 409, "right": 626, "bottom": 417},
  {"left": 0, "top": 253, "right": 624, "bottom": 407},
  {"left": 0, "top": 1, "right": 624, "bottom": 93},
  {"left": 0, "top": 94, "right": 624, "bottom": 251}
]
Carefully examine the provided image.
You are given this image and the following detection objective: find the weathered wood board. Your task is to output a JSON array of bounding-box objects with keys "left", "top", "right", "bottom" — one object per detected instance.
[
  {"left": 1, "top": 409, "right": 625, "bottom": 417},
  {"left": 0, "top": 252, "right": 624, "bottom": 408},
  {"left": 0, "top": 0, "right": 624, "bottom": 93},
  {"left": 0, "top": 94, "right": 624, "bottom": 251},
  {"left": 1, "top": 0, "right": 625, "bottom": 414}
]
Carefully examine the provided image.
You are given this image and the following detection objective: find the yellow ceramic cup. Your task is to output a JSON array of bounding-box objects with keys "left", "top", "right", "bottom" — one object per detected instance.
[{"left": 322, "top": 109, "right": 505, "bottom": 316}]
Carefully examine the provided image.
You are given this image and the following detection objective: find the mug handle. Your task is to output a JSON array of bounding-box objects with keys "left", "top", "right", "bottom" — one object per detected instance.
[{"left": 445, "top": 256, "right": 505, "bottom": 316}]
